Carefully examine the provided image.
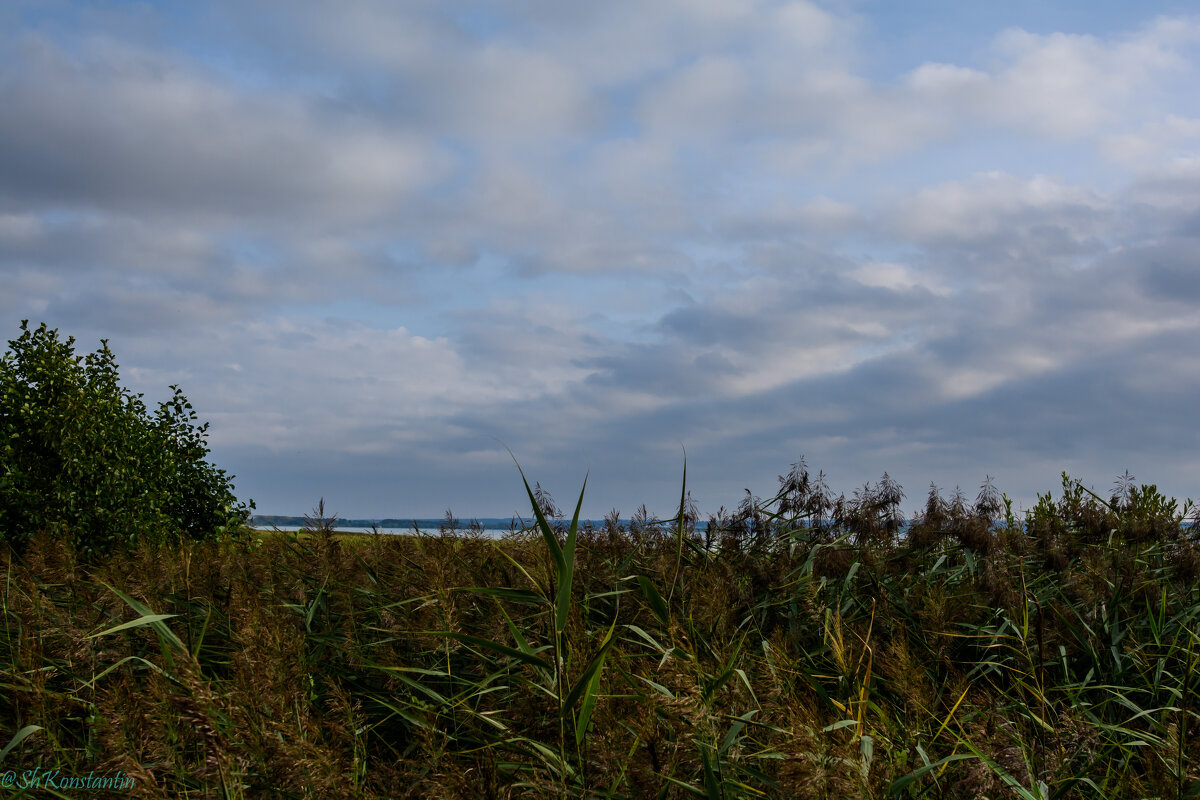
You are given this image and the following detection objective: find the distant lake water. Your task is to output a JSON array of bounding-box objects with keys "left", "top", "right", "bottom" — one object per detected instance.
[
  {"left": 316, "top": 526, "right": 518, "bottom": 537},
  {"left": 249, "top": 518, "right": 680, "bottom": 538}
]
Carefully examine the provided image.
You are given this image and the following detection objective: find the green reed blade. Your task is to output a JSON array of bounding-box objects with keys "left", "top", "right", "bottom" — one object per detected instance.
[
  {"left": 573, "top": 647, "right": 607, "bottom": 748},
  {"left": 360, "top": 690, "right": 432, "bottom": 731},
  {"left": 305, "top": 577, "right": 328, "bottom": 633},
  {"left": 667, "top": 454, "right": 687, "bottom": 605},
  {"left": 499, "top": 606, "right": 535, "bottom": 658},
  {"left": 490, "top": 540, "right": 552, "bottom": 600},
  {"left": 959, "top": 739, "right": 1048, "bottom": 800},
  {"left": 888, "top": 752, "right": 979, "bottom": 793},
  {"left": 623, "top": 623, "right": 667, "bottom": 653},
  {"left": 428, "top": 631, "right": 553, "bottom": 670},
  {"left": 719, "top": 710, "right": 758, "bottom": 758},
  {"left": 455, "top": 586, "right": 547, "bottom": 606},
  {"left": 564, "top": 630, "right": 616, "bottom": 714},
  {"left": 191, "top": 602, "right": 212, "bottom": 661},
  {"left": 638, "top": 575, "right": 670, "bottom": 628},
  {"left": 556, "top": 471, "right": 588, "bottom": 636},
  {"left": 98, "top": 581, "right": 187, "bottom": 663},
  {"left": 0, "top": 724, "right": 43, "bottom": 766},
  {"left": 80, "top": 655, "right": 169, "bottom": 690},
  {"left": 628, "top": 671, "right": 675, "bottom": 697},
  {"left": 700, "top": 746, "right": 722, "bottom": 800},
  {"left": 370, "top": 666, "right": 451, "bottom": 706},
  {"left": 86, "top": 613, "right": 179, "bottom": 639},
  {"left": 508, "top": 452, "right": 564, "bottom": 572},
  {"left": 662, "top": 774, "right": 716, "bottom": 798}
]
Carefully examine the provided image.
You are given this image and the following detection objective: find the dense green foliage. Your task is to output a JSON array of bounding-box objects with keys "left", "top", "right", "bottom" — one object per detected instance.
[
  {"left": 2, "top": 461, "right": 1199, "bottom": 798},
  {"left": 0, "top": 320, "right": 251, "bottom": 558}
]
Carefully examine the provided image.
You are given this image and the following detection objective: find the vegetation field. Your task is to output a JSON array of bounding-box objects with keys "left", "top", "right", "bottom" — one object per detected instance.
[{"left": 4, "top": 463, "right": 1200, "bottom": 799}]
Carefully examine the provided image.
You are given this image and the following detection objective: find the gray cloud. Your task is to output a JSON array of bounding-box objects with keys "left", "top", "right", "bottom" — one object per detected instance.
[
  {"left": 0, "top": 36, "right": 452, "bottom": 222},
  {"left": 1138, "top": 246, "right": 1200, "bottom": 302}
]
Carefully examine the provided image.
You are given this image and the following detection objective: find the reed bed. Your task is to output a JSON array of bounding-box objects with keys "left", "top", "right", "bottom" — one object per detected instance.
[{"left": 3, "top": 462, "right": 1199, "bottom": 798}]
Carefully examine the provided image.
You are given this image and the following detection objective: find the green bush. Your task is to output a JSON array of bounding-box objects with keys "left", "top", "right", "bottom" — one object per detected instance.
[{"left": 0, "top": 320, "right": 252, "bottom": 558}]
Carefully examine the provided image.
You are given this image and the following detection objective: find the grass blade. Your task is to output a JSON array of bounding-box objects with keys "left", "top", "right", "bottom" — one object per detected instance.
[
  {"left": 888, "top": 753, "right": 980, "bottom": 793},
  {"left": 0, "top": 725, "right": 43, "bottom": 766},
  {"left": 668, "top": 453, "right": 688, "bottom": 605},
  {"left": 508, "top": 452, "right": 564, "bottom": 573},
  {"left": 427, "top": 631, "right": 552, "bottom": 670},
  {"left": 638, "top": 575, "right": 671, "bottom": 628},
  {"left": 97, "top": 581, "right": 187, "bottom": 663},
  {"left": 456, "top": 586, "right": 547, "bottom": 606},
  {"left": 557, "top": 471, "right": 588, "bottom": 636},
  {"left": 700, "top": 746, "right": 722, "bottom": 800},
  {"left": 86, "top": 613, "right": 179, "bottom": 639},
  {"left": 564, "top": 619, "right": 617, "bottom": 715}
]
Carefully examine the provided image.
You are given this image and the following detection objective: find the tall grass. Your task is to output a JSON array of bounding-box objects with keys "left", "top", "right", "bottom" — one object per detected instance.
[{"left": 2, "top": 462, "right": 1199, "bottom": 798}]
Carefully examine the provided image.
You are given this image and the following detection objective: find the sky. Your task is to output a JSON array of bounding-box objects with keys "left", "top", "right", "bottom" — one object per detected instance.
[{"left": 2, "top": 1, "right": 1199, "bottom": 522}]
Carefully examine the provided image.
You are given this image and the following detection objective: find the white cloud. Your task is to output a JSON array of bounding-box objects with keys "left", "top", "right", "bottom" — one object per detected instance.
[
  {"left": 851, "top": 261, "right": 949, "bottom": 295},
  {"left": 639, "top": 56, "right": 749, "bottom": 141},
  {"left": 982, "top": 19, "right": 1200, "bottom": 138},
  {"left": 436, "top": 43, "right": 597, "bottom": 145},
  {"left": 905, "top": 62, "right": 988, "bottom": 94},
  {"left": 891, "top": 172, "right": 1110, "bottom": 246},
  {"left": 772, "top": 1, "right": 839, "bottom": 50},
  {"left": 1100, "top": 115, "right": 1200, "bottom": 168}
]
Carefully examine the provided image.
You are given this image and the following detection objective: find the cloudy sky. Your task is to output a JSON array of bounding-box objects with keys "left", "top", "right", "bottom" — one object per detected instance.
[{"left": 3, "top": 1, "right": 1199, "bottom": 521}]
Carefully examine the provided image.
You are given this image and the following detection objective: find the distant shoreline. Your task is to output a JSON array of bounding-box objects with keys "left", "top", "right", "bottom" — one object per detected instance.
[{"left": 249, "top": 514, "right": 659, "bottom": 531}]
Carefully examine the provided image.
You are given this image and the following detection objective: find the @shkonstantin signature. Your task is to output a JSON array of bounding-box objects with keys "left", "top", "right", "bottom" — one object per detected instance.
[{"left": 2, "top": 767, "right": 136, "bottom": 791}]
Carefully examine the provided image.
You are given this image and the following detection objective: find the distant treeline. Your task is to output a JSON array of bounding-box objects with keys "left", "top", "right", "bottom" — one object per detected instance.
[{"left": 250, "top": 514, "right": 655, "bottom": 530}]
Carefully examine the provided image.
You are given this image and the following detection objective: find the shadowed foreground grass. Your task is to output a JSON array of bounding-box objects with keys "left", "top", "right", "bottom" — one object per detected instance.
[{"left": 3, "top": 464, "right": 1200, "bottom": 798}]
